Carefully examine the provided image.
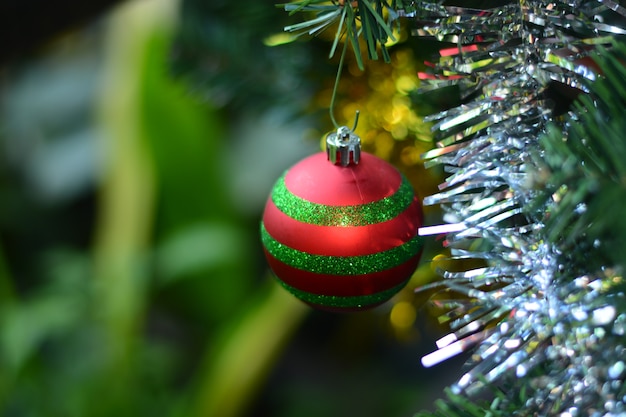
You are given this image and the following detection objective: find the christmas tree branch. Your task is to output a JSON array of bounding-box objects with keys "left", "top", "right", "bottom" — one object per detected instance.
[
  {"left": 280, "top": 0, "right": 405, "bottom": 69},
  {"left": 534, "top": 40, "right": 626, "bottom": 276}
]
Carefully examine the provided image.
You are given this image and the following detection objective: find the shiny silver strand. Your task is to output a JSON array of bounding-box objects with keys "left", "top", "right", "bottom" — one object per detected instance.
[{"left": 413, "top": 1, "right": 626, "bottom": 414}]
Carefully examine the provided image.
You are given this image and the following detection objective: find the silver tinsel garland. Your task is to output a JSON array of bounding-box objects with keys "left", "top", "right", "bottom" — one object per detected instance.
[{"left": 411, "top": 1, "right": 626, "bottom": 415}]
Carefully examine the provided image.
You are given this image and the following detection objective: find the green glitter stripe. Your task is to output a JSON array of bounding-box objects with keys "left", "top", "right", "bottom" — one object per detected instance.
[
  {"left": 277, "top": 279, "right": 409, "bottom": 309},
  {"left": 272, "top": 173, "right": 415, "bottom": 226},
  {"left": 261, "top": 224, "right": 423, "bottom": 275}
]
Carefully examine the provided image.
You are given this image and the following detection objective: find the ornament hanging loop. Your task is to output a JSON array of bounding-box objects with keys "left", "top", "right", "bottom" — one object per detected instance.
[
  {"left": 326, "top": 20, "right": 361, "bottom": 167},
  {"left": 350, "top": 109, "right": 360, "bottom": 131},
  {"left": 329, "top": 25, "right": 351, "bottom": 130}
]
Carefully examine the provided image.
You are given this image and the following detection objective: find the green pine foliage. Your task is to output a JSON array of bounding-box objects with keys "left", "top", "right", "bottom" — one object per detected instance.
[
  {"left": 281, "top": 0, "right": 408, "bottom": 69},
  {"left": 534, "top": 40, "right": 626, "bottom": 276},
  {"left": 414, "top": 388, "right": 505, "bottom": 417}
]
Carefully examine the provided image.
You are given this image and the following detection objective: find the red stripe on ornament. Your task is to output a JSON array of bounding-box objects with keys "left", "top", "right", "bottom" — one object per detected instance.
[
  {"left": 262, "top": 197, "right": 423, "bottom": 256},
  {"left": 264, "top": 249, "right": 420, "bottom": 296},
  {"left": 284, "top": 152, "right": 402, "bottom": 205}
]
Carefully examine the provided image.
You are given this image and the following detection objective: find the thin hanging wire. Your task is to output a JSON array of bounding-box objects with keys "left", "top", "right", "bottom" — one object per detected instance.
[{"left": 329, "top": 27, "right": 360, "bottom": 131}]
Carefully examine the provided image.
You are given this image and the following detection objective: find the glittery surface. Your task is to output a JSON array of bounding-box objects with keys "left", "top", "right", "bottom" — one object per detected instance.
[
  {"left": 271, "top": 172, "right": 414, "bottom": 226},
  {"left": 261, "top": 223, "right": 423, "bottom": 275},
  {"left": 412, "top": 0, "right": 626, "bottom": 414},
  {"left": 277, "top": 279, "right": 409, "bottom": 310}
]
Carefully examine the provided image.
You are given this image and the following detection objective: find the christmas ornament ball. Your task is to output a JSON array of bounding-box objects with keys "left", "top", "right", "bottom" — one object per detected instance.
[{"left": 261, "top": 147, "right": 424, "bottom": 312}]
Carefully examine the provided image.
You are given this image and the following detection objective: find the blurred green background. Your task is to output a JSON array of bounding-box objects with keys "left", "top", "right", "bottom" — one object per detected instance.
[{"left": 0, "top": 0, "right": 468, "bottom": 416}]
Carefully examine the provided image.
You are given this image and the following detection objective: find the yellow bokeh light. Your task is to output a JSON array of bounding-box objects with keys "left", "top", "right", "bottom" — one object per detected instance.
[
  {"left": 395, "top": 74, "right": 417, "bottom": 94},
  {"left": 390, "top": 301, "right": 417, "bottom": 330},
  {"left": 400, "top": 146, "right": 422, "bottom": 166},
  {"left": 373, "top": 131, "right": 394, "bottom": 159},
  {"left": 431, "top": 253, "right": 448, "bottom": 272},
  {"left": 391, "top": 124, "right": 408, "bottom": 139}
]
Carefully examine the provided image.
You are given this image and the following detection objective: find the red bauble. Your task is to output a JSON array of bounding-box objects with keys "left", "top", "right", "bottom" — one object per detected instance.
[{"left": 261, "top": 151, "right": 424, "bottom": 312}]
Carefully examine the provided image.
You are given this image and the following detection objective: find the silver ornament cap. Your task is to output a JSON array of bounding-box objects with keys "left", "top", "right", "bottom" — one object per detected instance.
[{"left": 326, "top": 126, "right": 361, "bottom": 166}]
